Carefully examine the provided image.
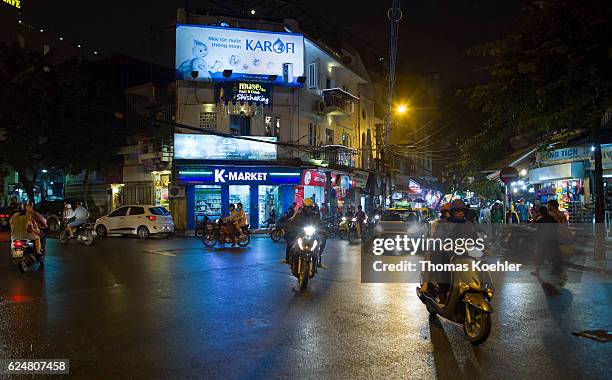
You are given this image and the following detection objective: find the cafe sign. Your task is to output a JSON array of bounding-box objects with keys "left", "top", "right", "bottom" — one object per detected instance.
[
  {"left": 218, "top": 82, "right": 271, "bottom": 105},
  {"left": 2, "top": 0, "right": 21, "bottom": 9}
]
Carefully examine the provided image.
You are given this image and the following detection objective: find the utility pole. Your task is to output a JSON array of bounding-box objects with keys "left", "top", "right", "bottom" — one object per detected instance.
[{"left": 383, "top": 0, "right": 402, "bottom": 207}]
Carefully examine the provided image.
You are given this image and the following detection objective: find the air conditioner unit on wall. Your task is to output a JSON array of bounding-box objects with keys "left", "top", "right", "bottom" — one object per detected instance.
[
  {"left": 313, "top": 99, "right": 325, "bottom": 114},
  {"left": 168, "top": 185, "right": 185, "bottom": 198}
]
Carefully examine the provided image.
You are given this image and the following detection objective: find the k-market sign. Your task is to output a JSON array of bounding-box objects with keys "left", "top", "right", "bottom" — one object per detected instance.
[{"left": 177, "top": 166, "right": 301, "bottom": 185}]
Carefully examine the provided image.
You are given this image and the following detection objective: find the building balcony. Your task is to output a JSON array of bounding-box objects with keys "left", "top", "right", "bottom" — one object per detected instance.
[{"left": 321, "top": 88, "right": 358, "bottom": 117}]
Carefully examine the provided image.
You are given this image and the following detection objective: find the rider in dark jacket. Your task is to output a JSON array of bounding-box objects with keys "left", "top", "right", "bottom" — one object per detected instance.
[{"left": 282, "top": 198, "right": 325, "bottom": 267}]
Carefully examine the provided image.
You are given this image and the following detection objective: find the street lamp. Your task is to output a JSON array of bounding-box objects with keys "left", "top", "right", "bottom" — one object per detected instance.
[{"left": 396, "top": 104, "right": 408, "bottom": 114}]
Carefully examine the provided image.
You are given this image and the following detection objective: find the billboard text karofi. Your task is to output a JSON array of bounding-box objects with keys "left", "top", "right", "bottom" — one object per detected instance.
[{"left": 245, "top": 38, "right": 297, "bottom": 54}]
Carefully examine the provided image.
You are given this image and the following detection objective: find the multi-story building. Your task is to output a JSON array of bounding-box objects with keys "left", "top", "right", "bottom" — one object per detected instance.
[{"left": 171, "top": 9, "right": 381, "bottom": 230}]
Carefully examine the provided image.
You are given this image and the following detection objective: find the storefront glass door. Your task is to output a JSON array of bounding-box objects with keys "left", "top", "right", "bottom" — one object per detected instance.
[
  {"left": 259, "top": 185, "right": 280, "bottom": 227},
  {"left": 195, "top": 185, "right": 222, "bottom": 224}
]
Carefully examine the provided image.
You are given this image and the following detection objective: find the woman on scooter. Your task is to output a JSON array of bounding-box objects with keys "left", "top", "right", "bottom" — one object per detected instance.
[
  {"left": 419, "top": 199, "right": 477, "bottom": 295},
  {"left": 9, "top": 206, "right": 42, "bottom": 255}
]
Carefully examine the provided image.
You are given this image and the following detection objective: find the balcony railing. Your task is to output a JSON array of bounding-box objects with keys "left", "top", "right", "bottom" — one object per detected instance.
[{"left": 321, "top": 88, "right": 358, "bottom": 116}]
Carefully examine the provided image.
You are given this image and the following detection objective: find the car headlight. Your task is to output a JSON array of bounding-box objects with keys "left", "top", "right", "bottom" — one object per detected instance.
[
  {"left": 375, "top": 215, "right": 380, "bottom": 220},
  {"left": 304, "top": 225, "right": 316, "bottom": 237}
]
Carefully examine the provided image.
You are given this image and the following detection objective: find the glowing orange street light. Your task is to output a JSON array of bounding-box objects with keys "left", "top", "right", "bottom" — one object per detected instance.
[{"left": 396, "top": 104, "right": 408, "bottom": 114}]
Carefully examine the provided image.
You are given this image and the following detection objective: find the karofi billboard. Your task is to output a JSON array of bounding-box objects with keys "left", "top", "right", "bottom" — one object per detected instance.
[
  {"left": 174, "top": 134, "right": 277, "bottom": 161},
  {"left": 176, "top": 24, "right": 304, "bottom": 86}
]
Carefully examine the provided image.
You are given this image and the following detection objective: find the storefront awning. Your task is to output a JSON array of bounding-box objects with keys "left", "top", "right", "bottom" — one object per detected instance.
[{"left": 485, "top": 143, "right": 539, "bottom": 181}]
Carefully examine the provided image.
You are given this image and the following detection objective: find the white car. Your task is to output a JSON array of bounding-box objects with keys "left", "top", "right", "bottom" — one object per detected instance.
[
  {"left": 374, "top": 208, "right": 430, "bottom": 238},
  {"left": 94, "top": 205, "right": 175, "bottom": 238}
]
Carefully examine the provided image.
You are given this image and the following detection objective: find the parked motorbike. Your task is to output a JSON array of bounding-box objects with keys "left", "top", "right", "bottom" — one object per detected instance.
[
  {"left": 59, "top": 222, "right": 94, "bottom": 246},
  {"left": 202, "top": 219, "right": 251, "bottom": 247},
  {"left": 195, "top": 215, "right": 210, "bottom": 238},
  {"left": 269, "top": 225, "right": 286, "bottom": 242},
  {"left": 416, "top": 252, "right": 494, "bottom": 345},
  {"left": 11, "top": 239, "right": 44, "bottom": 273},
  {"left": 287, "top": 225, "right": 321, "bottom": 290}
]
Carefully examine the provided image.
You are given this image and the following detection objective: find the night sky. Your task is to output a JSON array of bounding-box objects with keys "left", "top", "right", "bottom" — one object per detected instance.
[{"left": 22, "top": 0, "right": 526, "bottom": 84}]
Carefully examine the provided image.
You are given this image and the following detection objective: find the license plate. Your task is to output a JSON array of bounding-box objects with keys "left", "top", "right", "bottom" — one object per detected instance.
[{"left": 12, "top": 250, "right": 23, "bottom": 258}]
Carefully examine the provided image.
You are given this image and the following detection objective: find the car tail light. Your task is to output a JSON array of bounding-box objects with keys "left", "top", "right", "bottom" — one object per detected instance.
[
  {"left": 13, "top": 241, "right": 23, "bottom": 248},
  {"left": 0, "top": 214, "right": 7, "bottom": 218},
  {"left": 147, "top": 215, "right": 157, "bottom": 221}
]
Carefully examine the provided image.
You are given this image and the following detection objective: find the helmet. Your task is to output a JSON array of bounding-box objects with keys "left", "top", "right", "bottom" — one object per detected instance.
[
  {"left": 450, "top": 199, "right": 467, "bottom": 211},
  {"left": 441, "top": 203, "right": 452, "bottom": 211},
  {"left": 303, "top": 198, "right": 314, "bottom": 207}
]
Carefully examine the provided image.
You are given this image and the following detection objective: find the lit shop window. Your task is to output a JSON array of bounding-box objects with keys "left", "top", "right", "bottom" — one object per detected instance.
[
  {"left": 265, "top": 116, "right": 280, "bottom": 137},
  {"left": 308, "top": 62, "right": 318, "bottom": 89},
  {"left": 199, "top": 111, "right": 217, "bottom": 131}
]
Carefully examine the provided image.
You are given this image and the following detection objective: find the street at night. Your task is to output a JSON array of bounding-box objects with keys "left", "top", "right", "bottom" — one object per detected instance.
[
  {"left": 0, "top": 235, "right": 609, "bottom": 378},
  {"left": 2, "top": 0, "right": 612, "bottom": 378}
]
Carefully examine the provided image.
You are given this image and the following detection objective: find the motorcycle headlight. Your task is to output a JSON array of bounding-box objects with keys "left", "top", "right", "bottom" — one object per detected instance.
[
  {"left": 297, "top": 237, "right": 304, "bottom": 250},
  {"left": 341, "top": 217, "right": 347, "bottom": 221},
  {"left": 312, "top": 239, "right": 318, "bottom": 251},
  {"left": 304, "top": 225, "right": 316, "bottom": 237},
  {"left": 375, "top": 215, "right": 380, "bottom": 220},
  {"left": 351, "top": 218, "right": 357, "bottom": 222}
]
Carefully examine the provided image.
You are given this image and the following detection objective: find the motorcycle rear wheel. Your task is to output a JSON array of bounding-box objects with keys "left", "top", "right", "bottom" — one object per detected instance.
[
  {"left": 463, "top": 304, "right": 491, "bottom": 345},
  {"left": 59, "top": 230, "right": 69, "bottom": 243},
  {"left": 237, "top": 233, "right": 251, "bottom": 247},
  {"left": 202, "top": 234, "right": 218, "bottom": 247},
  {"left": 270, "top": 229, "right": 282, "bottom": 242},
  {"left": 82, "top": 230, "right": 94, "bottom": 246}
]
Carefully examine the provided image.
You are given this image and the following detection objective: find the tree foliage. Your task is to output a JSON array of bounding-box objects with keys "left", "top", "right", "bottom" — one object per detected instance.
[
  {"left": 0, "top": 42, "right": 125, "bottom": 201},
  {"left": 459, "top": 0, "right": 612, "bottom": 167}
]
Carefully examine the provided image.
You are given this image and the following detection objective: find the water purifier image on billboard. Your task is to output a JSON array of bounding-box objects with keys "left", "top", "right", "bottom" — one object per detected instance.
[
  {"left": 176, "top": 24, "right": 304, "bottom": 86},
  {"left": 174, "top": 134, "right": 277, "bottom": 161}
]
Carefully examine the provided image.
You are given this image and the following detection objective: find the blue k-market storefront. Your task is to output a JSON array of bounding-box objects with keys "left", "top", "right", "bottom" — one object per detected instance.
[{"left": 177, "top": 164, "right": 301, "bottom": 229}]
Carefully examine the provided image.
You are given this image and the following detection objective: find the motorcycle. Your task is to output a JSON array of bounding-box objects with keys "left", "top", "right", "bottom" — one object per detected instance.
[
  {"left": 346, "top": 217, "right": 365, "bottom": 243},
  {"left": 269, "top": 225, "right": 286, "bottom": 242},
  {"left": 338, "top": 216, "right": 350, "bottom": 239},
  {"left": 195, "top": 215, "right": 210, "bottom": 238},
  {"left": 59, "top": 221, "right": 94, "bottom": 246},
  {"left": 288, "top": 225, "right": 321, "bottom": 290},
  {"left": 11, "top": 239, "right": 44, "bottom": 273},
  {"left": 416, "top": 252, "right": 494, "bottom": 345},
  {"left": 202, "top": 219, "right": 251, "bottom": 247}
]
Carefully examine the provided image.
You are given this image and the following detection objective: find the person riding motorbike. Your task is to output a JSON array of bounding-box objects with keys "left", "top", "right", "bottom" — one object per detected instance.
[
  {"left": 419, "top": 199, "right": 478, "bottom": 296},
  {"left": 26, "top": 201, "right": 47, "bottom": 254},
  {"left": 282, "top": 198, "right": 326, "bottom": 268},
  {"left": 66, "top": 201, "right": 89, "bottom": 239},
  {"left": 10, "top": 207, "right": 42, "bottom": 255},
  {"left": 236, "top": 202, "right": 248, "bottom": 238},
  {"left": 354, "top": 205, "right": 367, "bottom": 239},
  {"left": 222, "top": 204, "right": 240, "bottom": 246}
]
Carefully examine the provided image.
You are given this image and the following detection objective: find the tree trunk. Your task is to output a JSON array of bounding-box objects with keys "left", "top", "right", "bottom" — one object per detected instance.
[
  {"left": 82, "top": 169, "right": 91, "bottom": 208},
  {"left": 17, "top": 169, "right": 36, "bottom": 203},
  {"left": 592, "top": 121, "right": 605, "bottom": 260}
]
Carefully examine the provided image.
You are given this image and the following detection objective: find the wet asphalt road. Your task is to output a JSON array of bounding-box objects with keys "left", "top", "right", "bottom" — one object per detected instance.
[{"left": 0, "top": 233, "right": 610, "bottom": 379}]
